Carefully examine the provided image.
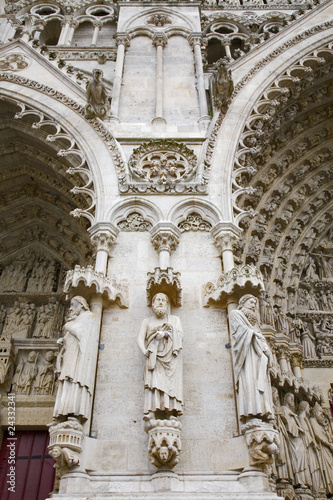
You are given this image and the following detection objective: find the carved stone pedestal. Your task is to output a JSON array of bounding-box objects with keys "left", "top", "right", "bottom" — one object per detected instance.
[
  {"left": 146, "top": 418, "right": 182, "bottom": 469},
  {"left": 48, "top": 418, "right": 84, "bottom": 491},
  {"left": 243, "top": 419, "right": 279, "bottom": 473}
]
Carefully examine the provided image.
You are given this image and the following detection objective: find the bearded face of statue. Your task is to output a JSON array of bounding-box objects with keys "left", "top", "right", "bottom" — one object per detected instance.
[
  {"left": 67, "top": 299, "right": 83, "bottom": 321},
  {"left": 152, "top": 293, "right": 168, "bottom": 318}
]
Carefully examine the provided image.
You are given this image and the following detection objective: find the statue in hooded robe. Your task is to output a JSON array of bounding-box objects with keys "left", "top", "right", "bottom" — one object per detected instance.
[
  {"left": 53, "top": 296, "right": 97, "bottom": 422},
  {"left": 229, "top": 294, "right": 274, "bottom": 422}
]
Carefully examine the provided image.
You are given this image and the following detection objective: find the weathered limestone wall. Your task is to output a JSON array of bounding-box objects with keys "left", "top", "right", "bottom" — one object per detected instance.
[
  {"left": 119, "top": 36, "right": 156, "bottom": 123},
  {"left": 91, "top": 230, "right": 237, "bottom": 473}
]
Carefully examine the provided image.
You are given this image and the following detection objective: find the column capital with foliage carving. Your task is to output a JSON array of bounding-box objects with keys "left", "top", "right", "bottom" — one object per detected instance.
[
  {"left": 150, "top": 222, "right": 180, "bottom": 254},
  {"left": 88, "top": 222, "right": 119, "bottom": 254}
]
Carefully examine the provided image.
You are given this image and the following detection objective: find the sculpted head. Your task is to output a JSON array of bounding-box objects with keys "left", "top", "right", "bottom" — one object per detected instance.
[
  {"left": 239, "top": 294, "right": 257, "bottom": 311},
  {"left": 45, "top": 350, "right": 55, "bottom": 362},
  {"left": 238, "top": 294, "right": 259, "bottom": 326},
  {"left": 68, "top": 296, "right": 89, "bottom": 319},
  {"left": 284, "top": 392, "right": 295, "bottom": 411},
  {"left": 298, "top": 400, "right": 310, "bottom": 415},
  {"left": 93, "top": 68, "right": 103, "bottom": 81},
  {"left": 152, "top": 293, "right": 169, "bottom": 318},
  {"left": 49, "top": 445, "right": 62, "bottom": 459},
  {"left": 28, "top": 351, "right": 37, "bottom": 363},
  {"left": 158, "top": 446, "right": 169, "bottom": 464}
]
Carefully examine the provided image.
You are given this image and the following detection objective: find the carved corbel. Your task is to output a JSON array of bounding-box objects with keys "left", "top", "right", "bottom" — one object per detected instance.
[
  {"left": 48, "top": 418, "right": 83, "bottom": 491},
  {"left": 242, "top": 419, "right": 279, "bottom": 473},
  {"left": 146, "top": 267, "right": 182, "bottom": 307},
  {"left": 147, "top": 418, "right": 182, "bottom": 469}
]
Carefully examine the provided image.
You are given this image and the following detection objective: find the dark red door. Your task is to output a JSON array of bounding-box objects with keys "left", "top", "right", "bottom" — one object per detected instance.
[{"left": 0, "top": 431, "right": 55, "bottom": 500}]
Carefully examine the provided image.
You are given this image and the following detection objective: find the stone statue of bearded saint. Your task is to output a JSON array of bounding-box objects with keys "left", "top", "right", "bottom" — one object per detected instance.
[
  {"left": 53, "top": 296, "right": 97, "bottom": 423},
  {"left": 137, "top": 293, "right": 183, "bottom": 421},
  {"left": 229, "top": 294, "right": 274, "bottom": 423}
]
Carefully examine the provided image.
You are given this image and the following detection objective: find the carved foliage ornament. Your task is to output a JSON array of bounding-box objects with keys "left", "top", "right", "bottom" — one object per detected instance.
[
  {"left": 146, "top": 14, "right": 172, "bottom": 27},
  {"left": 178, "top": 213, "right": 212, "bottom": 233},
  {"left": 117, "top": 212, "right": 152, "bottom": 232},
  {"left": 0, "top": 54, "right": 31, "bottom": 71},
  {"left": 128, "top": 141, "right": 197, "bottom": 186}
]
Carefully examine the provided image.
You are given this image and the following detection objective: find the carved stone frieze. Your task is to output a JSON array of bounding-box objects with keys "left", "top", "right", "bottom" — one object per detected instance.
[
  {"left": 146, "top": 267, "right": 182, "bottom": 307},
  {"left": 203, "top": 264, "right": 264, "bottom": 306},
  {"left": 64, "top": 265, "right": 129, "bottom": 308},
  {"left": 50, "top": 48, "right": 116, "bottom": 62},
  {"left": 147, "top": 418, "right": 182, "bottom": 469},
  {"left": 0, "top": 250, "right": 63, "bottom": 296},
  {"left": 11, "top": 348, "right": 57, "bottom": 395}
]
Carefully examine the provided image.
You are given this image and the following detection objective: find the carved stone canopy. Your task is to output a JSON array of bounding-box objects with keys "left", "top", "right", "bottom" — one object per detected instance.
[
  {"left": 146, "top": 267, "right": 182, "bottom": 307},
  {"left": 203, "top": 264, "right": 265, "bottom": 307},
  {"left": 64, "top": 265, "right": 129, "bottom": 308}
]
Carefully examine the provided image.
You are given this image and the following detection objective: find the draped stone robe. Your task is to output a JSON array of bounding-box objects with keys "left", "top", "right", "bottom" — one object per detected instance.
[
  {"left": 229, "top": 309, "right": 274, "bottom": 421},
  {"left": 138, "top": 314, "right": 183, "bottom": 417},
  {"left": 53, "top": 310, "right": 97, "bottom": 421}
]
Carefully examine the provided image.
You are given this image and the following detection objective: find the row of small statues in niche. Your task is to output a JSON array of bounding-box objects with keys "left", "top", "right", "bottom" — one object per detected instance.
[
  {"left": 0, "top": 300, "right": 64, "bottom": 340},
  {"left": 0, "top": 256, "right": 61, "bottom": 293},
  {"left": 11, "top": 350, "right": 56, "bottom": 396},
  {"left": 273, "top": 389, "right": 333, "bottom": 495},
  {"left": 47, "top": 292, "right": 333, "bottom": 490}
]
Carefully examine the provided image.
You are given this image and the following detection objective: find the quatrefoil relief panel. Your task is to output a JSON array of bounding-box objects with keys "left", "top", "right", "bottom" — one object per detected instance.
[{"left": 129, "top": 141, "right": 197, "bottom": 186}]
